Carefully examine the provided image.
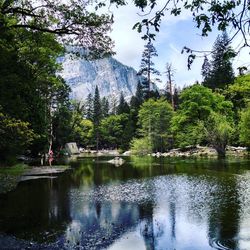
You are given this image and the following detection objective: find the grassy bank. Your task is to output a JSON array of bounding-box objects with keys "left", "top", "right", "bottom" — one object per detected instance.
[{"left": 0, "top": 163, "right": 28, "bottom": 194}]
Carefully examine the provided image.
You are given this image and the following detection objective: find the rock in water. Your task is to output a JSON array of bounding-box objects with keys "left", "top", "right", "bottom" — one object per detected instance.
[{"left": 108, "top": 157, "right": 125, "bottom": 166}]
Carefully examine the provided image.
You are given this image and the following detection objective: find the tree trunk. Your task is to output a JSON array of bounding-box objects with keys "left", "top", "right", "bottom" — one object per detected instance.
[{"left": 215, "top": 146, "right": 226, "bottom": 158}]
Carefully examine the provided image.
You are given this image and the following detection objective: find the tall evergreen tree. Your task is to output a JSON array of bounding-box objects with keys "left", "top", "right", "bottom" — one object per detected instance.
[
  {"left": 201, "top": 56, "right": 211, "bottom": 85},
  {"left": 85, "top": 93, "right": 94, "bottom": 121},
  {"left": 0, "top": 24, "right": 70, "bottom": 157},
  {"left": 173, "top": 87, "right": 180, "bottom": 111},
  {"left": 135, "top": 82, "right": 144, "bottom": 106},
  {"left": 110, "top": 95, "right": 118, "bottom": 115},
  {"left": 93, "top": 86, "right": 102, "bottom": 150},
  {"left": 130, "top": 82, "right": 145, "bottom": 137},
  {"left": 101, "top": 97, "right": 109, "bottom": 118},
  {"left": 138, "top": 40, "right": 160, "bottom": 96},
  {"left": 117, "top": 92, "right": 130, "bottom": 115},
  {"left": 203, "top": 32, "right": 235, "bottom": 90}
]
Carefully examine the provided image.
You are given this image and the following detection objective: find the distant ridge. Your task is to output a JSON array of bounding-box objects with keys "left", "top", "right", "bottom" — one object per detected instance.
[{"left": 59, "top": 53, "right": 141, "bottom": 102}]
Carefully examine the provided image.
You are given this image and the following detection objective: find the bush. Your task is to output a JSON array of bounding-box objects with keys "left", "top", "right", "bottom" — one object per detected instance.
[
  {"left": 130, "top": 137, "right": 153, "bottom": 155},
  {"left": 0, "top": 112, "right": 35, "bottom": 164},
  {"left": 239, "top": 105, "right": 250, "bottom": 147}
]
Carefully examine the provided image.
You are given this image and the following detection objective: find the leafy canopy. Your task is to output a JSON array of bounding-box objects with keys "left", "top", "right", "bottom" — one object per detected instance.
[
  {"left": 239, "top": 105, "right": 250, "bottom": 147},
  {"left": 204, "top": 112, "right": 234, "bottom": 157},
  {"left": 137, "top": 98, "right": 173, "bottom": 152},
  {"left": 132, "top": 0, "right": 249, "bottom": 49},
  {"left": 0, "top": 0, "right": 114, "bottom": 58},
  {"left": 171, "top": 84, "right": 234, "bottom": 148},
  {"left": 226, "top": 74, "right": 250, "bottom": 111},
  {"left": 0, "top": 110, "right": 36, "bottom": 163},
  {"left": 100, "top": 114, "right": 133, "bottom": 150}
]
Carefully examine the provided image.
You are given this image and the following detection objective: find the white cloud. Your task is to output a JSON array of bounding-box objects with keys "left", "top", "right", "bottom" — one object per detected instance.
[{"left": 109, "top": 4, "right": 145, "bottom": 69}]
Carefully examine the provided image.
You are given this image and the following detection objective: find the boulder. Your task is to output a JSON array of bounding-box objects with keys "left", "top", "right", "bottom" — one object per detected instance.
[
  {"left": 65, "top": 142, "right": 80, "bottom": 155},
  {"left": 108, "top": 157, "right": 125, "bottom": 166},
  {"left": 123, "top": 151, "right": 131, "bottom": 156}
]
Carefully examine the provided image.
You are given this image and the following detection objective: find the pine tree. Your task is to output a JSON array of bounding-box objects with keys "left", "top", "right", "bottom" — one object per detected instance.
[
  {"left": 135, "top": 82, "right": 144, "bottom": 105},
  {"left": 203, "top": 32, "right": 235, "bottom": 90},
  {"left": 117, "top": 92, "right": 130, "bottom": 115},
  {"left": 201, "top": 56, "right": 211, "bottom": 85},
  {"left": 173, "top": 87, "right": 180, "bottom": 110},
  {"left": 85, "top": 93, "right": 94, "bottom": 120},
  {"left": 101, "top": 97, "right": 109, "bottom": 118},
  {"left": 93, "top": 86, "right": 102, "bottom": 124},
  {"left": 110, "top": 95, "right": 119, "bottom": 115},
  {"left": 138, "top": 40, "right": 160, "bottom": 95},
  {"left": 93, "top": 86, "right": 102, "bottom": 150},
  {"left": 130, "top": 82, "right": 144, "bottom": 109},
  {"left": 130, "top": 82, "right": 144, "bottom": 135}
]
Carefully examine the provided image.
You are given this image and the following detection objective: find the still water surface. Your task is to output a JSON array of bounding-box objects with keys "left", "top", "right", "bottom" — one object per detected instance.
[{"left": 1, "top": 156, "right": 250, "bottom": 249}]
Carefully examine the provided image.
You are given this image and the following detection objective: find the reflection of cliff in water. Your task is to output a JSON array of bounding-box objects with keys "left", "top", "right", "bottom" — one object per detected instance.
[
  {"left": 64, "top": 199, "right": 144, "bottom": 249},
  {"left": 0, "top": 156, "right": 249, "bottom": 249}
]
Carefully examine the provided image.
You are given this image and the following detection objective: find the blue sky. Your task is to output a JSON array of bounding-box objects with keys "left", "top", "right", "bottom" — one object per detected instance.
[{"left": 109, "top": 2, "right": 249, "bottom": 89}]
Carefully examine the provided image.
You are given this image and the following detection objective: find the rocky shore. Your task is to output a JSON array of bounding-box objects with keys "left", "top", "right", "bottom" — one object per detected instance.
[
  {"left": 80, "top": 146, "right": 249, "bottom": 158},
  {"left": 150, "top": 145, "right": 248, "bottom": 158}
]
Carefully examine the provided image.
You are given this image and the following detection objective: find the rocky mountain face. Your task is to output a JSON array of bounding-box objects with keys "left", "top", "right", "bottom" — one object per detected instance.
[{"left": 58, "top": 54, "right": 141, "bottom": 103}]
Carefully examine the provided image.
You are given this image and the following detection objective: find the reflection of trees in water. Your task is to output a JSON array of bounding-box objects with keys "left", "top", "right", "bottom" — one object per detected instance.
[
  {"left": 169, "top": 199, "right": 176, "bottom": 245},
  {"left": 69, "top": 156, "right": 177, "bottom": 189},
  {"left": 139, "top": 203, "right": 155, "bottom": 250},
  {"left": 0, "top": 177, "right": 71, "bottom": 242},
  {"left": 0, "top": 157, "right": 247, "bottom": 249},
  {"left": 207, "top": 175, "right": 240, "bottom": 249}
]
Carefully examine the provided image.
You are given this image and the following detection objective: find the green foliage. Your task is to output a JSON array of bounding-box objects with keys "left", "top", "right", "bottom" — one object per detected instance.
[
  {"left": 201, "top": 56, "right": 211, "bottom": 84},
  {"left": 0, "top": 23, "right": 71, "bottom": 155},
  {"left": 93, "top": 86, "right": 102, "bottom": 150},
  {"left": 130, "top": 137, "right": 153, "bottom": 155},
  {"left": 130, "top": 82, "right": 144, "bottom": 115},
  {"left": 0, "top": 0, "right": 119, "bottom": 161},
  {"left": 171, "top": 84, "right": 234, "bottom": 149},
  {"left": 226, "top": 74, "right": 250, "bottom": 111},
  {"left": 138, "top": 41, "right": 160, "bottom": 94},
  {"left": 129, "top": 0, "right": 248, "bottom": 57},
  {"left": 93, "top": 86, "right": 102, "bottom": 126},
  {"left": 137, "top": 98, "right": 173, "bottom": 152},
  {"left": 100, "top": 114, "right": 133, "bottom": 150},
  {"left": 204, "top": 112, "right": 235, "bottom": 157},
  {"left": 202, "top": 32, "right": 235, "bottom": 90},
  {"left": 0, "top": 0, "right": 249, "bottom": 160},
  {"left": 0, "top": 111, "right": 35, "bottom": 163},
  {"left": 53, "top": 105, "right": 73, "bottom": 149},
  {"left": 117, "top": 93, "right": 130, "bottom": 115},
  {"left": 225, "top": 74, "right": 250, "bottom": 146},
  {"left": 171, "top": 120, "right": 204, "bottom": 148},
  {"left": 53, "top": 101, "right": 94, "bottom": 149},
  {"left": 179, "top": 84, "right": 233, "bottom": 119},
  {"left": 0, "top": 163, "right": 27, "bottom": 175},
  {"left": 101, "top": 97, "right": 110, "bottom": 118},
  {"left": 239, "top": 105, "right": 250, "bottom": 147},
  {"left": 72, "top": 119, "right": 94, "bottom": 147},
  {"left": 0, "top": 0, "right": 114, "bottom": 58},
  {"left": 85, "top": 94, "right": 94, "bottom": 121}
]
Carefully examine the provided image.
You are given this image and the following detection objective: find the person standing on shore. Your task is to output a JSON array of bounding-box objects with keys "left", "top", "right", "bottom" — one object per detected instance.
[{"left": 48, "top": 149, "right": 54, "bottom": 166}]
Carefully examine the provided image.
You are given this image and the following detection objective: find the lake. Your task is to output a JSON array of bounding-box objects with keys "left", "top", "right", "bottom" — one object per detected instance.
[{"left": 0, "top": 156, "right": 250, "bottom": 249}]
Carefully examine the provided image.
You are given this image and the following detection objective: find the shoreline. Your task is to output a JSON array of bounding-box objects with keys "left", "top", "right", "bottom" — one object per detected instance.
[
  {"left": 0, "top": 165, "right": 70, "bottom": 195},
  {"left": 149, "top": 146, "right": 249, "bottom": 158}
]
